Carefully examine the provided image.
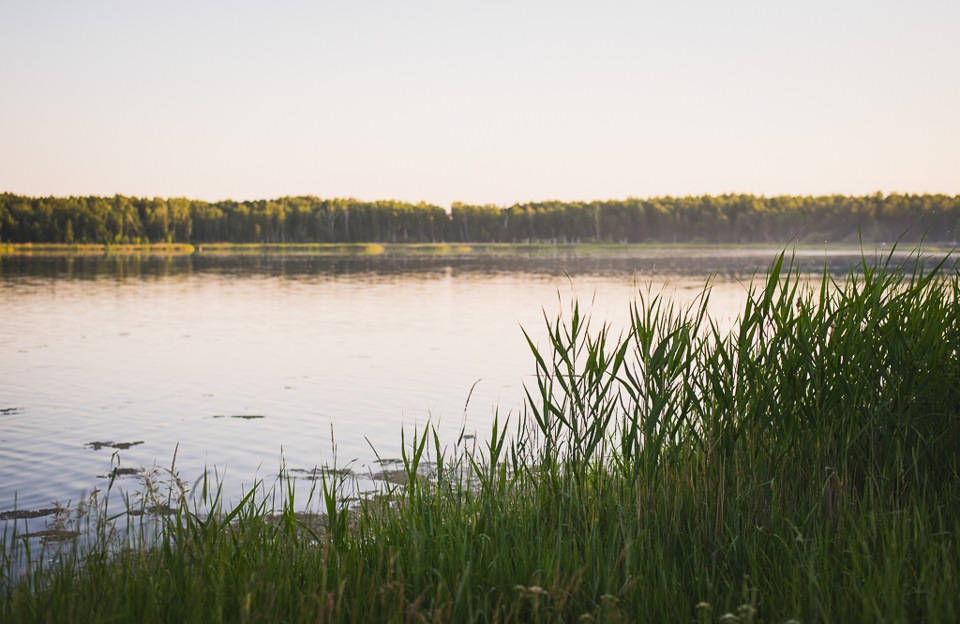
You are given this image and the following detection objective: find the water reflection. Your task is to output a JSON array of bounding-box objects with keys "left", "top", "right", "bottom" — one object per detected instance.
[{"left": 0, "top": 246, "right": 927, "bottom": 282}]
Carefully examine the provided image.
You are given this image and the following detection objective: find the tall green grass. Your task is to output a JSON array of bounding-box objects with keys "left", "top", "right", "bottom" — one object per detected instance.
[{"left": 2, "top": 248, "right": 958, "bottom": 622}]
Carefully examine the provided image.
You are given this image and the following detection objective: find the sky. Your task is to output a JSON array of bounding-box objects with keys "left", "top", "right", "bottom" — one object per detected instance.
[{"left": 1, "top": 0, "right": 958, "bottom": 207}]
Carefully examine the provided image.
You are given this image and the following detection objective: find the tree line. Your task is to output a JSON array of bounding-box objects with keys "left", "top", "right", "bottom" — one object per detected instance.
[{"left": 2, "top": 192, "right": 958, "bottom": 246}]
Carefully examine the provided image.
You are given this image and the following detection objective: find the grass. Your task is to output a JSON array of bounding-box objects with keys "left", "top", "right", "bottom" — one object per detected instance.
[{"left": 2, "top": 246, "right": 959, "bottom": 622}]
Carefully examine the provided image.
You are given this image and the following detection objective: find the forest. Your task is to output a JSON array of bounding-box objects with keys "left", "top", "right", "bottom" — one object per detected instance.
[{"left": 1, "top": 192, "right": 958, "bottom": 246}]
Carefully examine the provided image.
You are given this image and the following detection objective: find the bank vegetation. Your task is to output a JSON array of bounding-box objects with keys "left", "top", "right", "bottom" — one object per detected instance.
[{"left": 2, "top": 192, "right": 959, "bottom": 247}]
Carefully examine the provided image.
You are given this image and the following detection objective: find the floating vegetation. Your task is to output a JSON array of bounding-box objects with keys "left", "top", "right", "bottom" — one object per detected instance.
[
  {"left": 98, "top": 467, "right": 144, "bottom": 479},
  {"left": 371, "top": 469, "right": 410, "bottom": 485},
  {"left": 373, "top": 457, "right": 403, "bottom": 466},
  {"left": 18, "top": 529, "right": 80, "bottom": 543},
  {"left": 126, "top": 504, "right": 177, "bottom": 517},
  {"left": 288, "top": 467, "right": 353, "bottom": 480},
  {"left": 210, "top": 414, "right": 266, "bottom": 420},
  {"left": 85, "top": 440, "right": 144, "bottom": 451},
  {"left": 371, "top": 465, "right": 436, "bottom": 485},
  {"left": 260, "top": 511, "right": 328, "bottom": 535},
  {"left": 0, "top": 507, "right": 59, "bottom": 520}
]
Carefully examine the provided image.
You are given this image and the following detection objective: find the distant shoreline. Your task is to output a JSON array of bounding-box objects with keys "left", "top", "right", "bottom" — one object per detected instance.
[
  {"left": 2, "top": 241, "right": 947, "bottom": 258},
  {"left": 4, "top": 193, "right": 958, "bottom": 249}
]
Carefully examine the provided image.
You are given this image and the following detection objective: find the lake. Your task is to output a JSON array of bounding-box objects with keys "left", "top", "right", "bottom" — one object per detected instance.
[{"left": 0, "top": 246, "right": 933, "bottom": 528}]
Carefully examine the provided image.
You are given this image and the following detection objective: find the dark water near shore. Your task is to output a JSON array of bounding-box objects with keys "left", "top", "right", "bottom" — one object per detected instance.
[{"left": 1, "top": 247, "right": 948, "bottom": 534}]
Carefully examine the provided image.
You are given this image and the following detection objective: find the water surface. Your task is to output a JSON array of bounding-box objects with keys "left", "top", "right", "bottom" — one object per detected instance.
[{"left": 0, "top": 247, "right": 934, "bottom": 524}]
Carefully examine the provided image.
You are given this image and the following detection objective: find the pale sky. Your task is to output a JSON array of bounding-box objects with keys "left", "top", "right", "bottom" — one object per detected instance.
[{"left": 1, "top": 0, "right": 957, "bottom": 207}]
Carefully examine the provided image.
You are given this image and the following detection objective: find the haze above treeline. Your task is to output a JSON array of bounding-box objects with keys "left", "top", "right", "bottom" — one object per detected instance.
[{"left": 2, "top": 192, "right": 958, "bottom": 246}]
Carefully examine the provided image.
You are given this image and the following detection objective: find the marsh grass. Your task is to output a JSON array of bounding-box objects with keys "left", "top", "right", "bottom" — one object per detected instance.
[{"left": 2, "top": 246, "right": 959, "bottom": 622}]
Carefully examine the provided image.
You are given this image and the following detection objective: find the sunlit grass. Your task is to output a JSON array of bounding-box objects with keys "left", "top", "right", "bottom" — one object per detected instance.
[{"left": 2, "top": 246, "right": 958, "bottom": 622}]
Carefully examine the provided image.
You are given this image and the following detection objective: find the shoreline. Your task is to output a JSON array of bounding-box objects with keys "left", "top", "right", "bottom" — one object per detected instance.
[{"left": 1, "top": 240, "right": 946, "bottom": 258}]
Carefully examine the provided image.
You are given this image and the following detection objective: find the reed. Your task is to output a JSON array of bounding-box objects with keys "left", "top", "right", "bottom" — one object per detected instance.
[{"left": 2, "top": 246, "right": 958, "bottom": 622}]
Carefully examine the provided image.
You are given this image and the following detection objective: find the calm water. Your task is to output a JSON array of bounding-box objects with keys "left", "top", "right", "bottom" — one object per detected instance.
[{"left": 0, "top": 248, "right": 927, "bottom": 529}]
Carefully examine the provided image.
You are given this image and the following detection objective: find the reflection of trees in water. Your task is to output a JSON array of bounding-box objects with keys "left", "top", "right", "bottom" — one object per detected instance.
[{"left": 2, "top": 248, "right": 951, "bottom": 282}]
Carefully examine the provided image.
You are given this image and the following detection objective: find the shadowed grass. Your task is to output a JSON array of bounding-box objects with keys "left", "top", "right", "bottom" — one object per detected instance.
[{"left": 2, "top": 246, "right": 958, "bottom": 622}]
